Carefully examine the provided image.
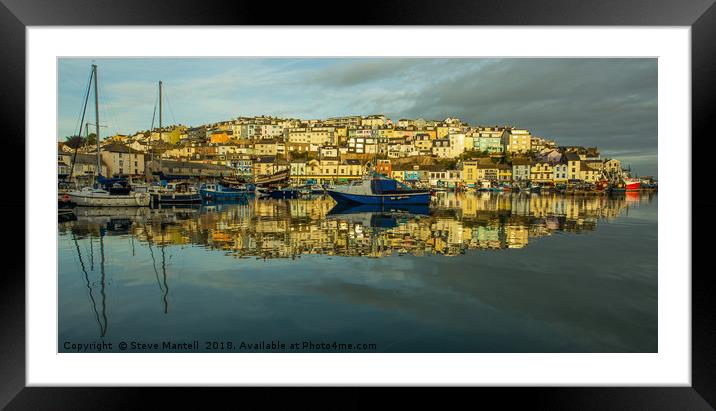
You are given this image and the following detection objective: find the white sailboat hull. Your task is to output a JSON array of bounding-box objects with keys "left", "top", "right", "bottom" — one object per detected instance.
[{"left": 68, "top": 191, "right": 151, "bottom": 207}]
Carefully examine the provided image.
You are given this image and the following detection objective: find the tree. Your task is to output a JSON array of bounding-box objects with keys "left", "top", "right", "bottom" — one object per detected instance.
[
  {"left": 64, "top": 135, "right": 84, "bottom": 149},
  {"left": 86, "top": 133, "right": 97, "bottom": 147}
]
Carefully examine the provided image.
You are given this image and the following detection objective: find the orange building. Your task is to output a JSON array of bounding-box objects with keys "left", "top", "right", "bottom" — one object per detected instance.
[
  {"left": 376, "top": 159, "right": 392, "bottom": 177},
  {"left": 210, "top": 132, "right": 230, "bottom": 144}
]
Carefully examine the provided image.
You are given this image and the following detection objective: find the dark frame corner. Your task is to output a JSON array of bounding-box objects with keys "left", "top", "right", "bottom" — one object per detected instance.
[{"left": 1, "top": 0, "right": 713, "bottom": 408}]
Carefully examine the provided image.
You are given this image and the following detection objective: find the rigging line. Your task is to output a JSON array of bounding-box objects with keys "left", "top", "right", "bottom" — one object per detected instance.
[
  {"left": 163, "top": 85, "right": 178, "bottom": 127},
  {"left": 97, "top": 83, "right": 117, "bottom": 137},
  {"left": 72, "top": 232, "right": 104, "bottom": 338},
  {"left": 150, "top": 92, "right": 158, "bottom": 132},
  {"left": 68, "top": 68, "right": 94, "bottom": 182},
  {"left": 71, "top": 68, "right": 93, "bottom": 139}
]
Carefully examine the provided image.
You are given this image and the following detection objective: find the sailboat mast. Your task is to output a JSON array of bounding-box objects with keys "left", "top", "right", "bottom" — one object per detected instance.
[
  {"left": 159, "top": 80, "right": 163, "bottom": 171},
  {"left": 93, "top": 64, "right": 101, "bottom": 176}
]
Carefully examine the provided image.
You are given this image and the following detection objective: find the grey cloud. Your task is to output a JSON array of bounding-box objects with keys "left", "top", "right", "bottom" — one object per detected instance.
[
  {"left": 399, "top": 59, "right": 657, "bottom": 174},
  {"left": 307, "top": 59, "right": 431, "bottom": 87}
]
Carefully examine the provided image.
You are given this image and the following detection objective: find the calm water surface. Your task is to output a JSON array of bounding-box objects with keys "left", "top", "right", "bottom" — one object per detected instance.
[{"left": 58, "top": 192, "right": 657, "bottom": 352}]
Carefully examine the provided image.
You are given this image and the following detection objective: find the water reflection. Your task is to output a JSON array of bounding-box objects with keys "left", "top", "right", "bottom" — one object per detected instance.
[
  {"left": 60, "top": 192, "right": 655, "bottom": 258},
  {"left": 58, "top": 192, "right": 657, "bottom": 352}
]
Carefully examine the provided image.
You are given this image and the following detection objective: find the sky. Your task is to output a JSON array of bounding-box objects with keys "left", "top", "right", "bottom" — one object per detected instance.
[{"left": 58, "top": 58, "right": 657, "bottom": 176}]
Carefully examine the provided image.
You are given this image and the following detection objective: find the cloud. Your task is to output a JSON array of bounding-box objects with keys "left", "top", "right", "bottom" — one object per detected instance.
[{"left": 58, "top": 58, "right": 658, "bottom": 175}]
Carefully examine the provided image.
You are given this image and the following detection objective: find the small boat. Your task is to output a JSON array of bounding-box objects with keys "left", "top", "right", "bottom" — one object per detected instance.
[
  {"left": 199, "top": 183, "right": 250, "bottom": 201},
  {"left": 221, "top": 178, "right": 256, "bottom": 193},
  {"left": 326, "top": 173, "right": 431, "bottom": 205},
  {"left": 67, "top": 186, "right": 151, "bottom": 207},
  {"left": 150, "top": 181, "right": 201, "bottom": 204}
]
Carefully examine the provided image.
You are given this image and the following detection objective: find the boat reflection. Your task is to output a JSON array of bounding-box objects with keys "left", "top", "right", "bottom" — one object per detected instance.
[{"left": 59, "top": 192, "right": 656, "bottom": 258}]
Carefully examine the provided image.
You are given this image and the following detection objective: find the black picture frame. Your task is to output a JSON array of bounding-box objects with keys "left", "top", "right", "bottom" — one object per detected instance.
[{"left": 1, "top": 0, "right": 711, "bottom": 408}]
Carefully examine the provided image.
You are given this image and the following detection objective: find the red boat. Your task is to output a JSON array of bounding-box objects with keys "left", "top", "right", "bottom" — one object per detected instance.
[{"left": 624, "top": 178, "right": 641, "bottom": 191}]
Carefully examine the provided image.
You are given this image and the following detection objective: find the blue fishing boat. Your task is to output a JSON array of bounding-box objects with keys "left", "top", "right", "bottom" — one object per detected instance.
[
  {"left": 199, "top": 183, "right": 251, "bottom": 201},
  {"left": 326, "top": 173, "right": 431, "bottom": 205}
]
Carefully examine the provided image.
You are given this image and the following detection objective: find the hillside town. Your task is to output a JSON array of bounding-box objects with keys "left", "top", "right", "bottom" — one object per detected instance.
[{"left": 58, "top": 114, "right": 654, "bottom": 191}]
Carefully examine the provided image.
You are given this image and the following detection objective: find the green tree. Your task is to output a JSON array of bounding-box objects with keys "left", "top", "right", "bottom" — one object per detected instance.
[
  {"left": 85, "top": 133, "right": 97, "bottom": 147},
  {"left": 64, "top": 135, "right": 84, "bottom": 149}
]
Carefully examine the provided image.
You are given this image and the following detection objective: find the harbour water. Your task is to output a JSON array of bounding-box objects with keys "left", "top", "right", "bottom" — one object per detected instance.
[{"left": 58, "top": 192, "right": 657, "bottom": 353}]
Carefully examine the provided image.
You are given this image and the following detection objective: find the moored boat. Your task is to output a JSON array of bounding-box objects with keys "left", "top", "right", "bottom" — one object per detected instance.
[
  {"left": 624, "top": 177, "right": 641, "bottom": 191},
  {"left": 199, "top": 183, "right": 250, "bottom": 201},
  {"left": 326, "top": 173, "right": 431, "bottom": 205},
  {"left": 150, "top": 181, "right": 201, "bottom": 204},
  {"left": 68, "top": 187, "right": 151, "bottom": 207}
]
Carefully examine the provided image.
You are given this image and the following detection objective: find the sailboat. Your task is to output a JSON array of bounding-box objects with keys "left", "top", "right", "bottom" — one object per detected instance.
[
  {"left": 67, "top": 65, "right": 151, "bottom": 207},
  {"left": 148, "top": 81, "right": 201, "bottom": 204}
]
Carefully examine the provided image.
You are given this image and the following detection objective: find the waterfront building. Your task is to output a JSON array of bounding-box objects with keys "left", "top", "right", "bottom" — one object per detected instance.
[
  {"left": 226, "top": 154, "right": 252, "bottom": 177},
  {"left": 290, "top": 159, "right": 306, "bottom": 178},
  {"left": 100, "top": 144, "right": 145, "bottom": 176},
  {"left": 462, "top": 159, "right": 478, "bottom": 187},
  {"left": 58, "top": 152, "right": 110, "bottom": 184},
  {"left": 146, "top": 159, "right": 234, "bottom": 178},
  {"left": 530, "top": 162, "right": 554, "bottom": 184},
  {"left": 253, "top": 156, "right": 285, "bottom": 177},
  {"left": 497, "top": 163, "right": 512, "bottom": 182},
  {"left": 512, "top": 157, "right": 532, "bottom": 182},
  {"left": 603, "top": 158, "right": 622, "bottom": 173},
  {"left": 553, "top": 160, "right": 568, "bottom": 183},
  {"left": 476, "top": 160, "right": 499, "bottom": 182},
  {"left": 565, "top": 152, "right": 582, "bottom": 180},
  {"left": 580, "top": 161, "right": 603, "bottom": 183}
]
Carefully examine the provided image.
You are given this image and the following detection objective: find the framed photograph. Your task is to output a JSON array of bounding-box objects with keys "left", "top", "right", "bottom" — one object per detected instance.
[{"left": 3, "top": 0, "right": 712, "bottom": 408}]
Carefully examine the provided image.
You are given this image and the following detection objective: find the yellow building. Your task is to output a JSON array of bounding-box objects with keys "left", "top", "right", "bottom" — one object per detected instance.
[
  {"left": 530, "top": 162, "right": 554, "bottom": 184},
  {"left": 497, "top": 164, "right": 512, "bottom": 181},
  {"left": 210, "top": 132, "right": 230, "bottom": 144},
  {"left": 436, "top": 126, "right": 450, "bottom": 139},
  {"left": 580, "top": 162, "right": 602, "bottom": 183},
  {"left": 506, "top": 129, "right": 532, "bottom": 153},
  {"left": 462, "top": 160, "right": 478, "bottom": 186},
  {"left": 565, "top": 152, "right": 582, "bottom": 180},
  {"left": 603, "top": 158, "right": 622, "bottom": 173}
]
